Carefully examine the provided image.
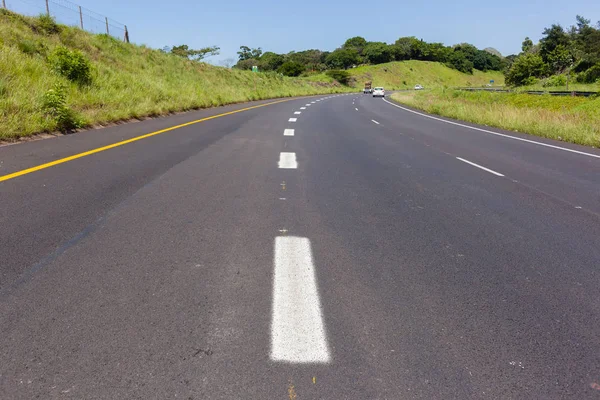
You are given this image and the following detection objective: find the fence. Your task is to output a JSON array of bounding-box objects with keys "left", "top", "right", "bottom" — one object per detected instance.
[
  {"left": 2, "top": 0, "right": 129, "bottom": 42},
  {"left": 456, "top": 87, "right": 598, "bottom": 97}
]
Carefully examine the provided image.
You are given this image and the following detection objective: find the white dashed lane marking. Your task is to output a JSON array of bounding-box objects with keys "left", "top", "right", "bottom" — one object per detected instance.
[
  {"left": 278, "top": 152, "right": 298, "bottom": 169},
  {"left": 456, "top": 157, "right": 504, "bottom": 177},
  {"left": 300, "top": 107, "right": 306, "bottom": 110},
  {"left": 284, "top": 129, "right": 295, "bottom": 136},
  {"left": 271, "top": 237, "right": 331, "bottom": 363},
  {"left": 294, "top": 111, "right": 302, "bottom": 115},
  {"left": 371, "top": 120, "right": 380, "bottom": 125},
  {"left": 288, "top": 118, "right": 297, "bottom": 122}
]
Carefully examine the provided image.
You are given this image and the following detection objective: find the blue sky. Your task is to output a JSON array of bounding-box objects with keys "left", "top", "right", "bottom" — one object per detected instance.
[{"left": 10, "top": 0, "right": 600, "bottom": 63}]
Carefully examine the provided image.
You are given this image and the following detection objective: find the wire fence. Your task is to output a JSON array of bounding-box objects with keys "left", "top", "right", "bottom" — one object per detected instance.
[{"left": 2, "top": 0, "right": 129, "bottom": 42}]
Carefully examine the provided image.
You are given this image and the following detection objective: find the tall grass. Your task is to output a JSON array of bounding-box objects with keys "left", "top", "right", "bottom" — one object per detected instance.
[
  {"left": 391, "top": 89, "right": 600, "bottom": 147},
  {"left": 306, "top": 60, "right": 505, "bottom": 90},
  {"left": 0, "top": 10, "right": 348, "bottom": 140}
]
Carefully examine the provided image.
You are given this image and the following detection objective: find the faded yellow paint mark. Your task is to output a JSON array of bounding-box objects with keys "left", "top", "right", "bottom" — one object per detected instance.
[
  {"left": 312, "top": 376, "right": 316, "bottom": 384},
  {"left": 288, "top": 383, "right": 297, "bottom": 399}
]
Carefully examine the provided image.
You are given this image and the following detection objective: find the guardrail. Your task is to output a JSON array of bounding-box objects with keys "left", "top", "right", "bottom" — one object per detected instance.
[{"left": 455, "top": 87, "right": 598, "bottom": 97}]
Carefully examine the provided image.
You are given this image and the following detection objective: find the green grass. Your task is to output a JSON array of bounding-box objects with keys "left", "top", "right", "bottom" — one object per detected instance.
[
  {"left": 391, "top": 89, "right": 600, "bottom": 147},
  {"left": 346, "top": 60, "right": 504, "bottom": 89},
  {"left": 0, "top": 10, "right": 349, "bottom": 140}
]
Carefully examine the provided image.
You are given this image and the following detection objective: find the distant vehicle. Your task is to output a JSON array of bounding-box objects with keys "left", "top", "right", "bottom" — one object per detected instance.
[
  {"left": 414, "top": 84, "right": 423, "bottom": 90},
  {"left": 364, "top": 81, "right": 372, "bottom": 94},
  {"left": 372, "top": 87, "right": 385, "bottom": 97}
]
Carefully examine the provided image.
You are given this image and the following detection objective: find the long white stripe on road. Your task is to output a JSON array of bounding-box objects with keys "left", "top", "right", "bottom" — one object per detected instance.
[
  {"left": 284, "top": 129, "right": 295, "bottom": 136},
  {"left": 294, "top": 111, "right": 302, "bottom": 115},
  {"left": 288, "top": 118, "right": 297, "bottom": 122},
  {"left": 278, "top": 152, "right": 298, "bottom": 169},
  {"left": 382, "top": 98, "right": 600, "bottom": 159},
  {"left": 271, "top": 237, "right": 331, "bottom": 363},
  {"left": 371, "top": 120, "right": 380, "bottom": 125},
  {"left": 456, "top": 157, "right": 504, "bottom": 177}
]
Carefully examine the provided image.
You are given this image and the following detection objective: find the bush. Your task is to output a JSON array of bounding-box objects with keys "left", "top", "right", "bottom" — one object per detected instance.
[
  {"left": 542, "top": 74, "right": 567, "bottom": 87},
  {"left": 576, "top": 65, "right": 600, "bottom": 84},
  {"left": 47, "top": 46, "right": 92, "bottom": 84},
  {"left": 505, "top": 54, "right": 547, "bottom": 86},
  {"left": 277, "top": 61, "right": 305, "bottom": 77},
  {"left": 41, "top": 84, "right": 83, "bottom": 132},
  {"left": 35, "top": 14, "right": 60, "bottom": 35},
  {"left": 325, "top": 70, "right": 351, "bottom": 85}
]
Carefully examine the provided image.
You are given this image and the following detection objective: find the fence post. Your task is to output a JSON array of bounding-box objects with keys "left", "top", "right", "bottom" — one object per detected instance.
[
  {"left": 79, "top": 6, "right": 83, "bottom": 29},
  {"left": 105, "top": 17, "right": 109, "bottom": 35},
  {"left": 45, "top": 0, "right": 49, "bottom": 15},
  {"left": 124, "top": 25, "right": 129, "bottom": 43}
]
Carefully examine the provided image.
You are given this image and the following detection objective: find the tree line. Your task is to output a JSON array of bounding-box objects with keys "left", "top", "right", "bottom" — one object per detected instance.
[
  {"left": 232, "top": 37, "right": 505, "bottom": 78},
  {"left": 505, "top": 16, "right": 600, "bottom": 86}
]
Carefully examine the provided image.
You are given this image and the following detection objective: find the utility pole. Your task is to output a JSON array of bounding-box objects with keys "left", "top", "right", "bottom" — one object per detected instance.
[
  {"left": 79, "top": 6, "right": 83, "bottom": 29},
  {"left": 45, "top": 0, "right": 49, "bottom": 15},
  {"left": 124, "top": 25, "right": 129, "bottom": 43},
  {"left": 105, "top": 17, "right": 109, "bottom": 35},
  {"left": 2, "top": 0, "right": 6, "bottom": 10}
]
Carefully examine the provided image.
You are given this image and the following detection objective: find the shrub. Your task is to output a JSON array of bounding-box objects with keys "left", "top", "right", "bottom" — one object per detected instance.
[
  {"left": 542, "top": 74, "right": 567, "bottom": 87},
  {"left": 576, "top": 65, "right": 600, "bottom": 84},
  {"left": 277, "top": 61, "right": 305, "bottom": 77},
  {"left": 35, "top": 14, "right": 60, "bottom": 35},
  {"left": 47, "top": 46, "right": 92, "bottom": 84},
  {"left": 325, "top": 70, "right": 350, "bottom": 85},
  {"left": 41, "top": 83, "right": 83, "bottom": 132},
  {"left": 505, "top": 54, "right": 547, "bottom": 86}
]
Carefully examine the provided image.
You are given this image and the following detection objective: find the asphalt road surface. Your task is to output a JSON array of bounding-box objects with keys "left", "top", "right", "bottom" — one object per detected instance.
[{"left": 2, "top": 93, "right": 600, "bottom": 399}]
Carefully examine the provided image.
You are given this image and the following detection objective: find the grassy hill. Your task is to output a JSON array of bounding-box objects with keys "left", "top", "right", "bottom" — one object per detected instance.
[
  {"left": 0, "top": 10, "right": 346, "bottom": 140},
  {"left": 306, "top": 60, "right": 505, "bottom": 90}
]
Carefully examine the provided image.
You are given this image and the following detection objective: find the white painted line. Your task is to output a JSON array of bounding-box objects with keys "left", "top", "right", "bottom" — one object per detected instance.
[
  {"left": 288, "top": 118, "right": 297, "bottom": 122},
  {"left": 271, "top": 237, "right": 330, "bottom": 363},
  {"left": 294, "top": 111, "right": 302, "bottom": 115},
  {"left": 371, "top": 120, "right": 380, "bottom": 125},
  {"left": 311, "top": 102, "right": 316, "bottom": 104},
  {"left": 305, "top": 104, "right": 311, "bottom": 106},
  {"left": 456, "top": 157, "right": 504, "bottom": 177},
  {"left": 382, "top": 98, "right": 600, "bottom": 159},
  {"left": 278, "top": 152, "right": 298, "bottom": 169},
  {"left": 284, "top": 129, "right": 295, "bottom": 136},
  {"left": 279, "top": 198, "right": 287, "bottom": 200},
  {"left": 355, "top": 108, "right": 358, "bottom": 111},
  {"left": 300, "top": 107, "right": 306, "bottom": 110}
]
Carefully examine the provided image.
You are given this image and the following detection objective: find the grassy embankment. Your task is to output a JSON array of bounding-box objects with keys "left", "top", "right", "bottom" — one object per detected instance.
[
  {"left": 391, "top": 89, "right": 600, "bottom": 147},
  {"left": 0, "top": 10, "right": 348, "bottom": 140},
  {"left": 306, "top": 60, "right": 505, "bottom": 90}
]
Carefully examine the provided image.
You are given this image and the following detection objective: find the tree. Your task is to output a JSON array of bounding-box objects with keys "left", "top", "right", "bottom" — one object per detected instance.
[
  {"left": 218, "top": 58, "right": 235, "bottom": 68},
  {"left": 505, "top": 53, "right": 547, "bottom": 86},
  {"left": 539, "top": 24, "right": 570, "bottom": 63},
  {"left": 363, "top": 42, "right": 393, "bottom": 64},
  {"left": 169, "top": 44, "right": 220, "bottom": 61},
  {"left": 260, "top": 52, "right": 285, "bottom": 71},
  {"left": 547, "top": 45, "right": 573, "bottom": 73},
  {"left": 325, "top": 48, "right": 360, "bottom": 69},
  {"left": 342, "top": 36, "right": 368, "bottom": 55},
  {"left": 277, "top": 61, "right": 305, "bottom": 77},
  {"left": 448, "top": 51, "right": 474, "bottom": 73},
  {"left": 392, "top": 37, "right": 415, "bottom": 60},
  {"left": 237, "top": 46, "right": 262, "bottom": 61},
  {"left": 522, "top": 37, "right": 534, "bottom": 53},
  {"left": 325, "top": 70, "right": 351, "bottom": 85},
  {"left": 233, "top": 58, "right": 260, "bottom": 70}
]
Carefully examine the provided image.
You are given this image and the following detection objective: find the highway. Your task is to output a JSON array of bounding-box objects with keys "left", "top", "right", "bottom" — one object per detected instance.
[{"left": 1, "top": 92, "right": 600, "bottom": 399}]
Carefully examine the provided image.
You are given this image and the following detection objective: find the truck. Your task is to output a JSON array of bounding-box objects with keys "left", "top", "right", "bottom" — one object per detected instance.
[{"left": 363, "top": 81, "right": 372, "bottom": 94}]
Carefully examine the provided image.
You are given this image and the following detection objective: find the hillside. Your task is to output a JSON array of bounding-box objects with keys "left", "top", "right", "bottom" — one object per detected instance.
[
  {"left": 0, "top": 10, "right": 345, "bottom": 140},
  {"left": 306, "top": 60, "right": 505, "bottom": 90}
]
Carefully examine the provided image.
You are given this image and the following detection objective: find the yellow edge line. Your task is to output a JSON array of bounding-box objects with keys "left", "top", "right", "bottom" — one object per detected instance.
[{"left": 0, "top": 98, "right": 292, "bottom": 183}]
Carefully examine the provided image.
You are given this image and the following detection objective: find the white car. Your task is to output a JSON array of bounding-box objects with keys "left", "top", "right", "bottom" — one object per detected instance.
[
  {"left": 414, "top": 84, "right": 423, "bottom": 90},
  {"left": 372, "top": 87, "right": 385, "bottom": 97}
]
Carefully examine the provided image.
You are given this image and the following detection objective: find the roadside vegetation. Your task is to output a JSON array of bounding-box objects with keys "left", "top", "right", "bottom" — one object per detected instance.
[
  {"left": 0, "top": 10, "right": 347, "bottom": 140},
  {"left": 391, "top": 90, "right": 600, "bottom": 147},
  {"left": 233, "top": 37, "right": 506, "bottom": 77}
]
